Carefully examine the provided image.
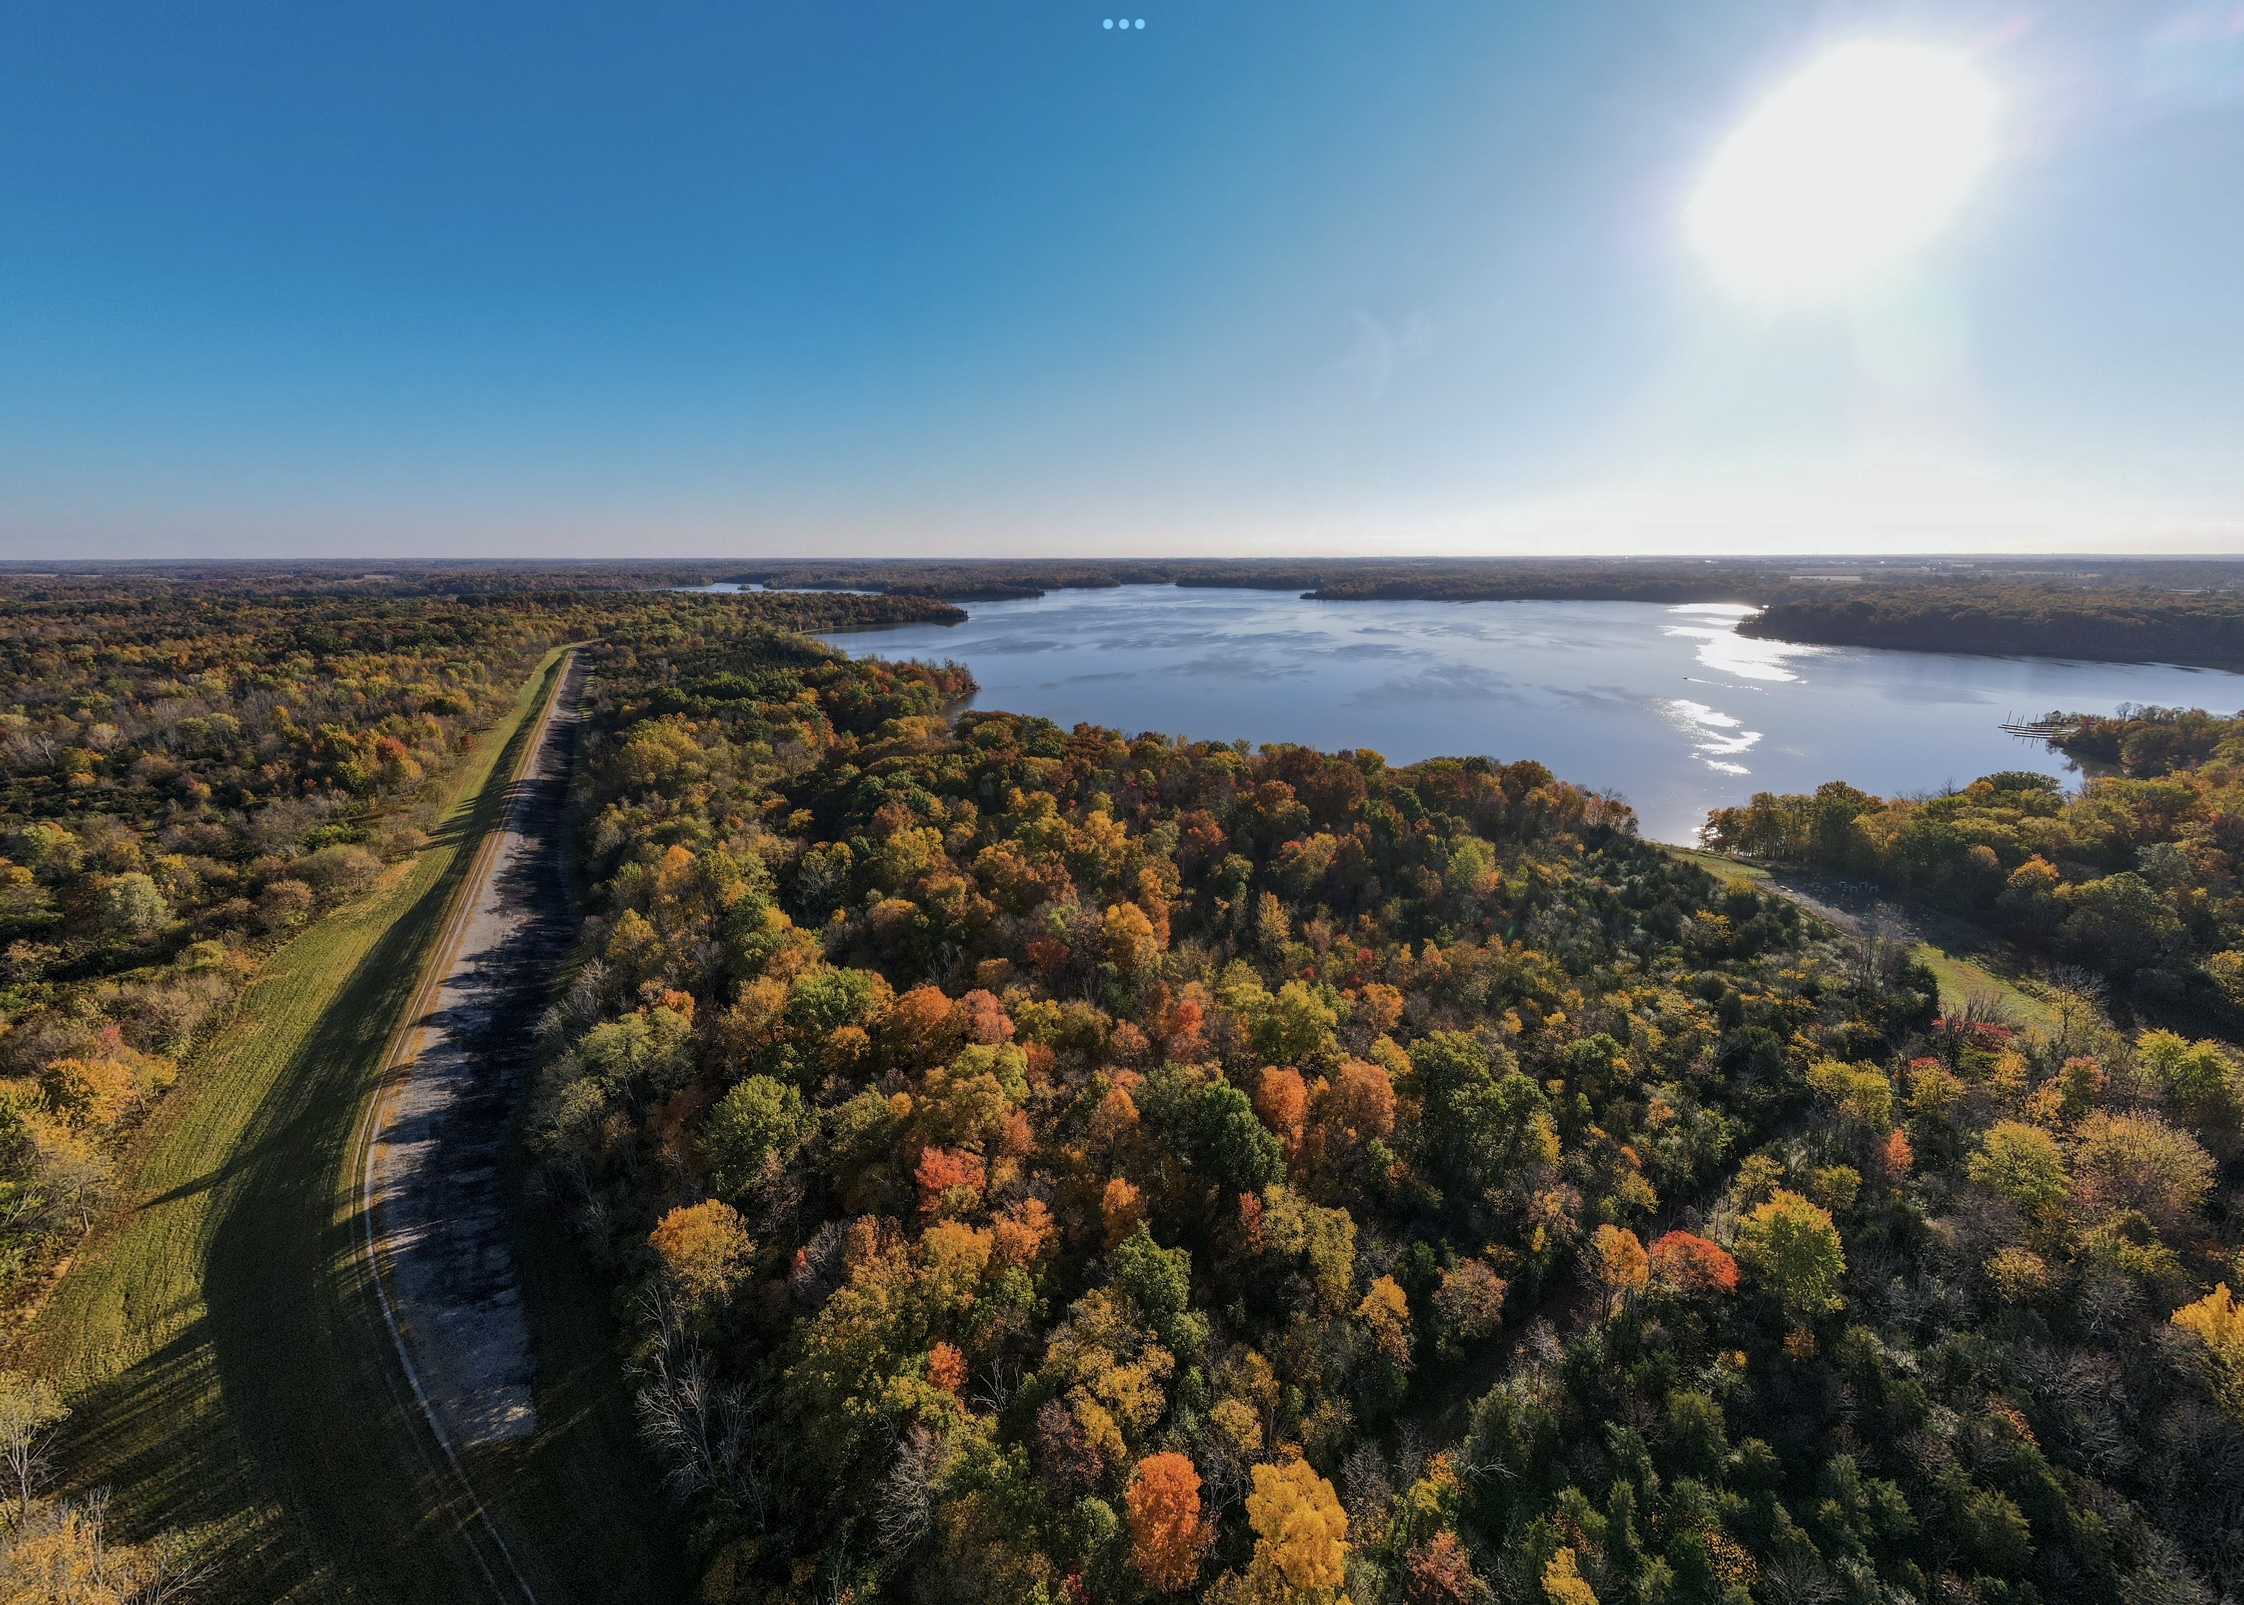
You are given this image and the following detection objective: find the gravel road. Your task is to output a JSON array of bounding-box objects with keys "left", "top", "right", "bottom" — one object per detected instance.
[{"left": 366, "top": 655, "right": 583, "bottom": 1452}]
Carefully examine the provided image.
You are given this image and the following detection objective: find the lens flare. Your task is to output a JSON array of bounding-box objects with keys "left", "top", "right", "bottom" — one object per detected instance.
[{"left": 1689, "top": 43, "right": 1996, "bottom": 304}]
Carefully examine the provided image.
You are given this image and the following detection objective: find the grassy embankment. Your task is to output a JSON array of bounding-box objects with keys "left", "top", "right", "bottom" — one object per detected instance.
[
  {"left": 1669, "top": 846, "right": 2058, "bottom": 1029},
  {"left": 15, "top": 647, "right": 683, "bottom": 1604}
]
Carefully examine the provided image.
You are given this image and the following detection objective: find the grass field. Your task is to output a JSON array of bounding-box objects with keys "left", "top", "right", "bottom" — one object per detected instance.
[
  {"left": 15, "top": 648, "right": 684, "bottom": 1604},
  {"left": 1668, "top": 846, "right": 2060, "bottom": 1031},
  {"left": 1908, "top": 942, "right": 2062, "bottom": 1031},
  {"left": 1666, "top": 846, "right": 1771, "bottom": 888}
]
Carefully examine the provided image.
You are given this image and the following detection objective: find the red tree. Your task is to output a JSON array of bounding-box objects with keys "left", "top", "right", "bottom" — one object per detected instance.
[
  {"left": 1649, "top": 1230, "right": 1740, "bottom": 1297},
  {"left": 915, "top": 1146, "right": 986, "bottom": 1215}
]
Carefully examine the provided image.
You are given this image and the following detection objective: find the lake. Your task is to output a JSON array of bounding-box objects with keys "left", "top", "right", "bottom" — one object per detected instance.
[{"left": 812, "top": 585, "right": 2244, "bottom": 844}]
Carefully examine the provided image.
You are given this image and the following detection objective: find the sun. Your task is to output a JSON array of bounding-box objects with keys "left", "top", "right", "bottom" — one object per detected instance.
[{"left": 1688, "top": 42, "right": 1997, "bottom": 305}]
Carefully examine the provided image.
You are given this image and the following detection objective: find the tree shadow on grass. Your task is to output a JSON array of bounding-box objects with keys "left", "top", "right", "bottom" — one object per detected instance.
[{"left": 51, "top": 654, "right": 627, "bottom": 1605}]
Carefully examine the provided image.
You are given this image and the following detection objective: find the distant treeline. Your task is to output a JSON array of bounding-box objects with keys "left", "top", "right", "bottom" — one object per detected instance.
[
  {"left": 0, "top": 560, "right": 762, "bottom": 600},
  {"left": 725, "top": 561, "right": 2244, "bottom": 660},
  {"left": 28, "top": 560, "right": 2244, "bottom": 671},
  {"left": 1739, "top": 585, "right": 2244, "bottom": 669},
  {"left": 718, "top": 557, "right": 1998, "bottom": 605}
]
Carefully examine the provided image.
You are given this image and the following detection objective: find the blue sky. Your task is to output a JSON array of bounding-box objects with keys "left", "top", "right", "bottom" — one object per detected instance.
[{"left": 3, "top": 0, "right": 2241, "bottom": 558}]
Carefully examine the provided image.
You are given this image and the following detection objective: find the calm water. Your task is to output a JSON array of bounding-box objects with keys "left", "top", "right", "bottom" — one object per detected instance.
[{"left": 814, "top": 586, "right": 2244, "bottom": 843}]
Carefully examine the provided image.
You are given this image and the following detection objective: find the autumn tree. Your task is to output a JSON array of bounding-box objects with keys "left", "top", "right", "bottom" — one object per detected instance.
[
  {"left": 1648, "top": 1231, "right": 1738, "bottom": 1298},
  {"left": 649, "top": 1200, "right": 753, "bottom": 1306},
  {"left": 0, "top": 1495, "right": 188, "bottom": 1601},
  {"left": 928, "top": 1341, "right": 968, "bottom": 1395},
  {"left": 1588, "top": 1225, "right": 1649, "bottom": 1315},
  {"left": 1356, "top": 1274, "right": 1413, "bottom": 1369},
  {"left": 1102, "top": 1176, "right": 1148, "bottom": 1248},
  {"left": 37, "top": 1058, "right": 140, "bottom": 1128},
  {"left": 2070, "top": 1110, "right": 2215, "bottom": 1233},
  {"left": 1431, "top": 1259, "right": 1507, "bottom": 1351},
  {"left": 1805, "top": 1058, "right": 1895, "bottom": 1128},
  {"left": 1245, "top": 1457, "right": 1348, "bottom": 1593},
  {"left": 1404, "top": 1529, "right": 1481, "bottom": 1605},
  {"left": 1126, "top": 1452, "right": 1212, "bottom": 1592},
  {"left": 1734, "top": 1190, "right": 1845, "bottom": 1326},
  {"left": 2172, "top": 1284, "right": 2244, "bottom": 1420},
  {"left": 1253, "top": 1066, "right": 1309, "bottom": 1155},
  {"left": 915, "top": 1145, "right": 987, "bottom": 1217},
  {"left": 1967, "top": 1120, "right": 2070, "bottom": 1219},
  {"left": 1541, "top": 1546, "right": 1597, "bottom": 1605},
  {"left": 1104, "top": 901, "right": 1163, "bottom": 977},
  {"left": 1322, "top": 1059, "right": 1396, "bottom": 1147}
]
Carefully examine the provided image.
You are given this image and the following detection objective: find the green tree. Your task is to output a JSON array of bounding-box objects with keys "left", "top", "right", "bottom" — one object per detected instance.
[
  {"left": 1966, "top": 1121, "right": 2070, "bottom": 1218},
  {"left": 1112, "top": 1223, "right": 1191, "bottom": 1328},
  {"left": 1261, "top": 1185, "right": 1358, "bottom": 1313},
  {"left": 1248, "top": 980, "right": 1341, "bottom": 1074},
  {"left": 1195, "top": 1083, "right": 1283, "bottom": 1192},
  {"left": 99, "top": 872, "right": 171, "bottom": 939},
  {"left": 579, "top": 1004, "right": 697, "bottom": 1100},
  {"left": 1735, "top": 1190, "right": 1846, "bottom": 1325},
  {"left": 2136, "top": 1030, "right": 2237, "bottom": 1122},
  {"left": 1412, "top": 1031, "right": 1558, "bottom": 1202},
  {"left": 2059, "top": 872, "right": 2182, "bottom": 974},
  {"left": 703, "top": 1074, "right": 813, "bottom": 1197}
]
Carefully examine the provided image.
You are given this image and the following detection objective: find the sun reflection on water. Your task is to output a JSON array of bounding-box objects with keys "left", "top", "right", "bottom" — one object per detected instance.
[
  {"left": 1665, "top": 697, "right": 1762, "bottom": 775},
  {"left": 1662, "top": 603, "right": 1823, "bottom": 684}
]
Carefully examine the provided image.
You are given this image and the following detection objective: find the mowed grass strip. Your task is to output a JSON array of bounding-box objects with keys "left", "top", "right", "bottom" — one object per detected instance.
[
  {"left": 1665, "top": 848, "right": 2061, "bottom": 1032},
  {"left": 16, "top": 648, "right": 678, "bottom": 1604},
  {"left": 1909, "top": 941, "right": 2063, "bottom": 1031}
]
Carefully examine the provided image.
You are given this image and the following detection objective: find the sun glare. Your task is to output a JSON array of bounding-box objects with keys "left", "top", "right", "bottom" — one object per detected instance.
[{"left": 1689, "top": 42, "right": 1996, "bottom": 305}]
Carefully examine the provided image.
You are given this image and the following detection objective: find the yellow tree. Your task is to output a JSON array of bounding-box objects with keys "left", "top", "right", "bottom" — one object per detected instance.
[
  {"left": 1967, "top": 1121, "right": 2070, "bottom": 1220},
  {"left": 1588, "top": 1225, "right": 1649, "bottom": 1316},
  {"left": 2173, "top": 1284, "right": 2244, "bottom": 1419},
  {"left": 1246, "top": 1457, "right": 1348, "bottom": 1594},
  {"left": 1104, "top": 901, "right": 1163, "bottom": 976},
  {"left": 1542, "top": 1546, "right": 1599, "bottom": 1605},
  {"left": 1355, "top": 1275, "right": 1412, "bottom": 1369},
  {"left": 1734, "top": 1190, "right": 1845, "bottom": 1328},
  {"left": 649, "top": 1200, "right": 754, "bottom": 1306}
]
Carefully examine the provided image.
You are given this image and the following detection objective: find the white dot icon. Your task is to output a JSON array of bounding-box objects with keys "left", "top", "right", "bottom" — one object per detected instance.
[{"left": 1103, "top": 17, "right": 1113, "bottom": 26}]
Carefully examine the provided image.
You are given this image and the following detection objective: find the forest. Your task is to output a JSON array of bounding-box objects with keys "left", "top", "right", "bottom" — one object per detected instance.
[
  {"left": 1737, "top": 588, "right": 2244, "bottom": 670},
  {"left": 0, "top": 583, "right": 958, "bottom": 1307},
  {"left": 526, "top": 607, "right": 2244, "bottom": 1605},
  {"left": 1702, "top": 704, "right": 2244, "bottom": 1016}
]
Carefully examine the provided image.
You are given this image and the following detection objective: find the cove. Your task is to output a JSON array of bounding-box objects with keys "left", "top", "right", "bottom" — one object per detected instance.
[{"left": 816, "top": 585, "right": 2244, "bottom": 844}]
